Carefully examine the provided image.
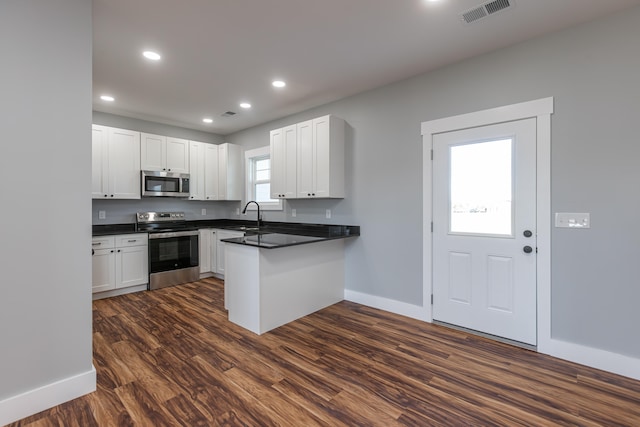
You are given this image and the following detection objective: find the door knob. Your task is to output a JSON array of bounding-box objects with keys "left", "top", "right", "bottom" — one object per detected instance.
[
  {"left": 523, "top": 246, "right": 533, "bottom": 254},
  {"left": 523, "top": 230, "right": 533, "bottom": 238}
]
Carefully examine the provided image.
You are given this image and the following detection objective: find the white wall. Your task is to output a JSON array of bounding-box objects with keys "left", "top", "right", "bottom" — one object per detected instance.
[
  {"left": 0, "top": 0, "right": 95, "bottom": 424},
  {"left": 226, "top": 6, "right": 640, "bottom": 360}
]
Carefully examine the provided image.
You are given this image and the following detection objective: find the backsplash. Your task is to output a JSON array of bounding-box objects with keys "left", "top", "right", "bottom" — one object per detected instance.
[{"left": 92, "top": 198, "right": 240, "bottom": 224}]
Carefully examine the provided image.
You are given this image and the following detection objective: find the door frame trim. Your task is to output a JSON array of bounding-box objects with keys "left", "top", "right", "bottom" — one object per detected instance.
[{"left": 421, "top": 97, "right": 553, "bottom": 350}]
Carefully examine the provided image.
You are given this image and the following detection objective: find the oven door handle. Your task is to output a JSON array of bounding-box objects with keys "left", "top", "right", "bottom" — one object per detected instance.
[{"left": 149, "top": 230, "right": 199, "bottom": 239}]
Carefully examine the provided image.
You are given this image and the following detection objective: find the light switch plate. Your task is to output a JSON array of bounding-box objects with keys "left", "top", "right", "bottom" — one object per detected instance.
[
  {"left": 291, "top": 209, "right": 296, "bottom": 217},
  {"left": 555, "top": 212, "right": 590, "bottom": 228},
  {"left": 98, "top": 210, "right": 106, "bottom": 220},
  {"left": 201, "top": 208, "right": 206, "bottom": 216},
  {"left": 326, "top": 209, "right": 331, "bottom": 219},
  {"left": 236, "top": 208, "right": 240, "bottom": 215}
]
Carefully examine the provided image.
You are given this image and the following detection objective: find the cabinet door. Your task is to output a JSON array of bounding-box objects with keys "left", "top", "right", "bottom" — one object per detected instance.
[
  {"left": 215, "top": 230, "right": 243, "bottom": 275},
  {"left": 312, "top": 116, "right": 331, "bottom": 198},
  {"left": 210, "top": 230, "right": 217, "bottom": 273},
  {"left": 204, "top": 144, "right": 219, "bottom": 200},
  {"left": 271, "top": 125, "right": 297, "bottom": 199},
  {"left": 108, "top": 128, "right": 141, "bottom": 199},
  {"left": 116, "top": 245, "right": 148, "bottom": 288},
  {"left": 92, "top": 248, "right": 115, "bottom": 293},
  {"left": 189, "top": 141, "right": 205, "bottom": 200},
  {"left": 166, "top": 137, "right": 190, "bottom": 173},
  {"left": 270, "top": 128, "right": 285, "bottom": 198},
  {"left": 199, "top": 229, "right": 211, "bottom": 274},
  {"left": 218, "top": 144, "right": 228, "bottom": 200},
  {"left": 283, "top": 125, "right": 298, "bottom": 199},
  {"left": 141, "top": 133, "right": 166, "bottom": 171},
  {"left": 223, "top": 143, "right": 243, "bottom": 201},
  {"left": 92, "top": 125, "right": 109, "bottom": 198},
  {"left": 296, "top": 119, "right": 314, "bottom": 198}
]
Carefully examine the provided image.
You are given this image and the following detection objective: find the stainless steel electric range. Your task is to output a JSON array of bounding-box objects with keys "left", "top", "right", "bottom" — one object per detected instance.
[{"left": 136, "top": 211, "right": 199, "bottom": 290}]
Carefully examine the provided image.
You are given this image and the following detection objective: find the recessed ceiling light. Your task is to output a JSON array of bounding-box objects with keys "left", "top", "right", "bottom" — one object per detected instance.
[
  {"left": 142, "top": 51, "right": 161, "bottom": 61},
  {"left": 272, "top": 80, "right": 286, "bottom": 88},
  {"left": 239, "top": 102, "right": 252, "bottom": 109},
  {"left": 202, "top": 118, "right": 213, "bottom": 124},
  {"left": 100, "top": 95, "right": 115, "bottom": 102}
]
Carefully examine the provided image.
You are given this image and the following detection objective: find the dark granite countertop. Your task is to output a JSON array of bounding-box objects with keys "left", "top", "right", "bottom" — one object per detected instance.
[
  {"left": 221, "top": 229, "right": 356, "bottom": 249},
  {"left": 93, "top": 220, "right": 360, "bottom": 242}
]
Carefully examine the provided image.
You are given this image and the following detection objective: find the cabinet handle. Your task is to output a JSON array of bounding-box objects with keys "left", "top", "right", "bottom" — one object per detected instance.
[
  {"left": 168, "top": 168, "right": 171, "bottom": 171},
  {"left": 92, "top": 242, "right": 101, "bottom": 246},
  {"left": 117, "top": 249, "right": 121, "bottom": 253},
  {"left": 312, "top": 193, "right": 315, "bottom": 196},
  {"left": 110, "top": 194, "right": 114, "bottom": 197},
  {"left": 104, "top": 194, "right": 107, "bottom": 198},
  {"left": 110, "top": 250, "right": 114, "bottom": 253},
  {"left": 127, "top": 240, "right": 137, "bottom": 242}
]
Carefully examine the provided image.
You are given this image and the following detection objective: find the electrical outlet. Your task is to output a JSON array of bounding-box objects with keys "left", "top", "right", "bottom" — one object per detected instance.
[
  {"left": 291, "top": 209, "right": 296, "bottom": 217},
  {"left": 98, "top": 210, "right": 106, "bottom": 220},
  {"left": 236, "top": 208, "right": 240, "bottom": 215},
  {"left": 326, "top": 209, "right": 331, "bottom": 219},
  {"left": 201, "top": 208, "right": 206, "bottom": 216}
]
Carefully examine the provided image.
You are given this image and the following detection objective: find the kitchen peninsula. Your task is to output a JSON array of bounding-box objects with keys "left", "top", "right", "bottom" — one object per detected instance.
[{"left": 223, "top": 223, "right": 359, "bottom": 335}]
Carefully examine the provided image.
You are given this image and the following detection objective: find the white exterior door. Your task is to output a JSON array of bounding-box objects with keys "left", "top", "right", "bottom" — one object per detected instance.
[{"left": 432, "top": 118, "right": 537, "bottom": 345}]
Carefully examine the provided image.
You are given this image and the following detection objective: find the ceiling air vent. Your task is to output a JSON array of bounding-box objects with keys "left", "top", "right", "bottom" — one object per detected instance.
[
  {"left": 461, "top": 0, "right": 513, "bottom": 24},
  {"left": 221, "top": 111, "right": 237, "bottom": 117}
]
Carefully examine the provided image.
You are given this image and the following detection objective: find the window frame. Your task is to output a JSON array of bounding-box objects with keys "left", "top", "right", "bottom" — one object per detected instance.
[{"left": 244, "top": 146, "right": 283, "bottom": 211}]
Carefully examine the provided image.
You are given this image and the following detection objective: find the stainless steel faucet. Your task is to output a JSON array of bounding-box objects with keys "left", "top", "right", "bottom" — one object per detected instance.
[{"left": 242, "top": 201, "right": 263, "bottom": 227}]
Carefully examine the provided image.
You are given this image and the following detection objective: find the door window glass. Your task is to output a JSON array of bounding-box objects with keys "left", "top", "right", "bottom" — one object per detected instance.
[{"left": 449, "top": 138, "right": 513, "bottom": 236}]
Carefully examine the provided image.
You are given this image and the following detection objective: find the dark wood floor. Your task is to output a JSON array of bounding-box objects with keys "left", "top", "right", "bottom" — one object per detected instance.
[{"left": 10, "top": 277, "right": 640, "bottom": 426}]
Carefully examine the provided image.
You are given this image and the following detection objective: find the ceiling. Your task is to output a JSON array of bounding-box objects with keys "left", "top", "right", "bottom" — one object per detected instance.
[{"left": 93, "top": 0, "right": 640, "bottom": 135}]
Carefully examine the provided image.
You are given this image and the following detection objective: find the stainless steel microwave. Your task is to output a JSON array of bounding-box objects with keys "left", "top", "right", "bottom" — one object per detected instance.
[{"left": 141, "top": 170, "right": 190, "bottom": 197}]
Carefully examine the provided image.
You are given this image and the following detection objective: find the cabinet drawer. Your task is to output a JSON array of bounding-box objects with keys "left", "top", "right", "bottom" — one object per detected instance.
[
  {"left": 116, "top": 233, "right": 148, "bottom": 248},
  {"left": 92, "top": 236, "right": 115, "bottom": 249}
]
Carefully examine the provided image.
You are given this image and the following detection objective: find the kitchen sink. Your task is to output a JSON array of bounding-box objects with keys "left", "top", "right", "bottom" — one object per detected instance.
[{"left": 230, "top": 226, "right": 261, "bottom": 231}]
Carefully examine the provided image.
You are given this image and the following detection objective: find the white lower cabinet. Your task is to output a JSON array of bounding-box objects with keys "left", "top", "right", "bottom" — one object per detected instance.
[
  {"left": 215, "top": 230, "right": 244, "bottom": 276},
  {"left": 210, "top": 230, "right": 218, "bottom": 273},
  {"left": 199, "top": 229, "right": 211, "bottom": 274},
  {"left": 198, "top": 228, "right": 243, "bottom": 277},
  {"left": 92, "top": 234, "right": 148, "bottom": 294}
]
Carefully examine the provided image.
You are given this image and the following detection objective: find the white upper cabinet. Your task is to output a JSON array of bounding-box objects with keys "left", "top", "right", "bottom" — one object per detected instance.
[
  {"left": 204, "top": 143, "right": 220, "bottom": 200},
  {"left": 189, "top": 141, "right": 205, "bottom": 200},
  {"left": 218, "top": 143, "right": 243, "bottom": 201},
  {"left": 296, "top": 119, "right": 315, "bottom": 198},
  {"left": 92, "top": 125, "right": 141, "bottom": 199},
  {"left": 189, "top": 142, "right": 242, "bottom": 201},
  {"left": 166, "top": 137, "right": 190, "bottom": 173},
  {"left": 310, "top": 115, "right": 344, "bottom": 198},
  {"left": 141, "top": 133, "right": 189, "bottom": 173},
  {"left": 271, "top": 115, "right": 345, "bottom": 199},
  {"left": 270, "top": 124, "right": 297, "bottom": 199}
]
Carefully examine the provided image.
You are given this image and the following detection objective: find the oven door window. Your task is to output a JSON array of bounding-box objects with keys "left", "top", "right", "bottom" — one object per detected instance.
[
  {"left": 149, "top": 235, "right": 198, "bottom": 273},
  {"left": 145, "top": 177, "right": 180, "bottom": 193}
]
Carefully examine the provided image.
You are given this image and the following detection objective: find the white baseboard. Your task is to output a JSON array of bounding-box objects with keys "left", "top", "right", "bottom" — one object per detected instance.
[
  {"left": 344, "top": 290, "right": 640, "bottom": 381},
  {"left": 344, "top": 289, "right": 429, "bottom": 321},
  {"left": 541, "top": 338, "right": 640, "bottom": 381},
  {"left": 92, "top": 284, "right": 147, "bottom": 300},
  {"left": 0, "top": 366, "right": 96, "bottom": 426}
]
